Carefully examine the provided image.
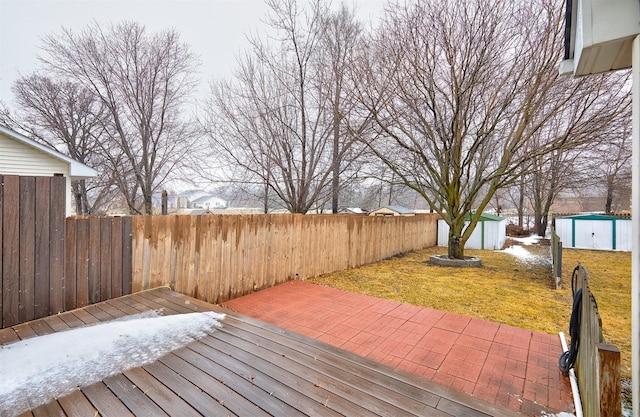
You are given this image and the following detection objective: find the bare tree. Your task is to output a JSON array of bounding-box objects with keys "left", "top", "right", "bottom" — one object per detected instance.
[
  {"left": 353, "top": 0, "right": 630, "bottom": 258},
  {"left": 39, "top": 21, "right": 199, "bottom": 214},
  {"left": 589, "top": 110, "right": 633, "bottom": 213},
  {"left": 204, "top": 0, "right": 366, "bottom": 213},
  {"left": 317, "top": 4, "right": 365, "bottom": 213},
  {"left": 0, "top": 75, "right": 117, "bottom": 214}
]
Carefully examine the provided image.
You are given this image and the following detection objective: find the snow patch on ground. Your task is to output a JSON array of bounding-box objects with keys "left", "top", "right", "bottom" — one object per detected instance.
[
  {"left": 511, "top": 235, "right": 542, "bottom": 245},
  {"left": 0, "top": 311, "right": 225, "bottom": 417},
  {"left": 501, "top": 245, "right": 540, "bottom": 263}
]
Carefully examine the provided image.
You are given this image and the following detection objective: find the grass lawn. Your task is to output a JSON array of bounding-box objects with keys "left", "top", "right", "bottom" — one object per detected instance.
[{"left": 308, "top": 245, "right": 632, "bottom": 379}]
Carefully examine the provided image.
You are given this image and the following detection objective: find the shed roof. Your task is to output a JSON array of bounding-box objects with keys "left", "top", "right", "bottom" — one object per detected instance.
[
  {"left": 191, "top": 195, "right": 226, "bottom": 204},
  {"left": 379, "top": 205, "right": 415, "bottom": 214},
  {"left": 556, "top": 213, "right": 631, "bottom": 221},
  {"left": 466, "top": 212, "right": 505, "bottom": 222},
  {"left": 0, "top": 124, "right": 98, "bottom": 179}
]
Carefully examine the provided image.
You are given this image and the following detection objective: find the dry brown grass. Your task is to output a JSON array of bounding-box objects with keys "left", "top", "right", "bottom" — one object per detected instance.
[{"left": 309, "top": 245, "right": 631, "bottom": 378}]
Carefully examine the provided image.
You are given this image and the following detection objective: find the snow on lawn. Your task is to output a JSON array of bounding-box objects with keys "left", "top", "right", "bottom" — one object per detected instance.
[
  {"left": 511, "top": 235, "right": 542, "bottom": 245},
  {"left": 499, "top": 243, "right": 550, "bottom": 266},
  {"left": 0, "top": 310, "right": 225, "bottom": 417}
]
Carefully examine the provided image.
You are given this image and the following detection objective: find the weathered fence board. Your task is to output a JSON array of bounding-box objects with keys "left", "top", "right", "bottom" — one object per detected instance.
[
  {"left": 130, "top": 213, "right": 438, "bottom": 304},
  {"left": 1, "top": 175, "right": 66, "bottom": 327},
  {"left": 572, "top": 264, "right": 621, "bottom": 417},
  {"left": 64, "top": 216, "right": 133, "bottom": 309},
  {"left": 1, "top": 175, "right": 436, "bottom": 329}
]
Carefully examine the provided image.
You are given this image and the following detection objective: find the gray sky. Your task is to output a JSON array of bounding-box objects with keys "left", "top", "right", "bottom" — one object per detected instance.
[{"left": 0, "top": 0, "right": 385, "bottom": 107}]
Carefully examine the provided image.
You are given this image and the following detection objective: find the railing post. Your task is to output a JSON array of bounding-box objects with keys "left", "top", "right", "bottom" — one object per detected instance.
[{"left": 598, "top": 343, "right": 622, "bottom": 417}]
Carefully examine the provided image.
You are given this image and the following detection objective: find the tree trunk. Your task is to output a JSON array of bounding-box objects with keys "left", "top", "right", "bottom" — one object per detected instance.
[
  {"left": 517, "top": 180, "right": 525, "bottom": 227},
  {"left": 447, "top": 219, "right": 466, "bottom": 259},
  {"left": 605, "top": 175, "right": 614, "bottom": 214},
  {"left": 331, "top": 93, "right": 340, "bottom": 214}
]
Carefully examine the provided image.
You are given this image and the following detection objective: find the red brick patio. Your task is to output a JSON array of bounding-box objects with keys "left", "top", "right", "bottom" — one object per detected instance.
[{"left": 222, "top": 280, "right": 574, "bottom": 416}]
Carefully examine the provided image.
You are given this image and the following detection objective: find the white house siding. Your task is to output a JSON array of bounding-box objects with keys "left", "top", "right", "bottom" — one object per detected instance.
[
  {"left": 0, "top": 134, "right": 70, "bottom": 176},
  {"left": 0, "top": 134, "right": 74, "bottom": 215}
]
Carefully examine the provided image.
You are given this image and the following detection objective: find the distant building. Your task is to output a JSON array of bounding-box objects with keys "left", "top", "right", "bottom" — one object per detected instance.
[
  {"left": 191, "top": 195, "right": 227, "bottom": 210},
  {"left": 369, "top": 205, "right": 415, "bottom": 217},
  {"left": 340, "top": 207, "right": 368, "bottom": 214}
]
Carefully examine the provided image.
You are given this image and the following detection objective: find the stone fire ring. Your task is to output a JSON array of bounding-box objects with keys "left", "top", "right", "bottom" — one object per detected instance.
[{"left": 429, "top": 255, "right": 482, "bottom": 268}]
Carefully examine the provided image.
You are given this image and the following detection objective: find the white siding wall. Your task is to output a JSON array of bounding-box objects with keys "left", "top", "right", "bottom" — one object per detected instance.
[
  {"left": 616, "top": 220, "right": 633, "bottom": 251},
  {"left": 0, "top": 134, "right": 69, "bottom": 176},
  {"left": 555, "top": 217, "right": 632, "bottom": 251},
  {"left": 574, "top": 220, "right": 613, "bottom": 250},
  {"left": 556, "top": 219, "right": 573, "bottom": 247},
  {"left": 0, "top": 134, "right": 73, "bottom": 215},
  {"left": 437, "top": 219, "right": 506, "bottom": 250}
]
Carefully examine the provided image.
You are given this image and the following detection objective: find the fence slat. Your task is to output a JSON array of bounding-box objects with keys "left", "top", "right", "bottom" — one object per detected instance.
[
  {"left": 573, "top": 264, "right": 621, "bottom": 417},
  {"left": 111, "top": 217, "right": 123, "bottom": 298},
  {"left": 65, "top": 218, "right": 77, "bottom": 311},
  {"left": 2, "top": 176, "right": 20, "bottom": 327},
  {"left": 598, "top": 343, "right": 622, "bottom": 417},
  {"left": 18, "top": 177, "right": 35, "bottom": 322},
  {"left": 99, "top": 218, "right": 112, "bottom": 302},
  {"left": 88, "top": 217, "right": 101, "bottom": 304},
  {"left": 49, "top": 176, "right": 66, "bottom": 315},
  {"left": 33, "top": 176, "right": 50, "bottom": 319}
]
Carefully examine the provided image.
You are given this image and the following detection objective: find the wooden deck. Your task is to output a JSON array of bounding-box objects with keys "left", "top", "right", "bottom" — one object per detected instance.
[{"left": 1, "top": 288, "right": 521, "bottom": 417}]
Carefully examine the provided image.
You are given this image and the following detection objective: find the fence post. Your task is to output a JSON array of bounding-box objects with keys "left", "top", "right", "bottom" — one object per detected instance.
[
  {"left": 598, "top": 343, "right": 622, "bottom": 417},
  {"left": 556, "top": 241, "right": 563, "bottom": 289}
]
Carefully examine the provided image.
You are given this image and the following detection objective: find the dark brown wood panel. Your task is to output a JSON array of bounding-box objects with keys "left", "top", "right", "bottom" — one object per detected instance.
[
  {"left": 103, "top": 374, "right": 170, "bottom": 416},
  {"left": 88, "top": 217, "right": 101, "bottom": 304},
  {"left": 81, "top": 382, "right": 134, "bottom": 417},
  {"left": 49, "top": 176, "right": 66, "bottom": 315},
  {"left": 2, "top": 175, "right": 20, "bottom": 327},
  {"left": 33, "top": 176, "right": 50, "bottom": 319},
  {"left": 57, "top": 391, "right": 98, "bottom": 416},
  {"left": 74, "top": 218, "right": 89, "bottom": 308},
  {"left": 18, "top": 176, "right": 35, "bottom": 323},
  {"left": 100, "top": 217, "right": 112, "bottom": 301},
  {"left": 121, "top": 217, "right": 133, "bottom": 295},
  {"left": 110, "top": 217, "right": 123, "bottom": 298},
  {"left": 64, "top": 219, "right": 77, "bottom": 311}
]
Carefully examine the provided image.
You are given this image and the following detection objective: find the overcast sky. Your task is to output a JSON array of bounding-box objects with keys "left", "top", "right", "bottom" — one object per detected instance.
[{"left": 0, "top": 0, "right": 385, "bottom": 107}]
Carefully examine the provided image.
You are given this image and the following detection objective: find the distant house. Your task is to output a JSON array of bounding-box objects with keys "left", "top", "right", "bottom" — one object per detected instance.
[
  {"left": 369, "top": 205, "right": 415, "bottom": 217},
  {"left": 191, "top": 195, "right": 227, "bottom": 210},
  {"left": 0, "top": 125, "right": 97, "bottom": 215}
]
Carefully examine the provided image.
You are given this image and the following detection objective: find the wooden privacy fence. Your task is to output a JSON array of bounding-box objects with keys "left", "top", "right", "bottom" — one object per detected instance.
[
  {"left": 572, "top": 264, "right": 621, "bottom": 417},
  {"left": 551, "top": 226, "right": 563, "bottom": 289},
  {"left": 0, "top": 174, "right": 437, "bottom": 329},
  {"left": 1, "top": 175, "right": 66, "bottom": 328},
  {"left": 65, "top": 216, "right": 132, "bottom": 310},
  {"left": 131, "top": 213, "right": 439, "bottom": 303}
]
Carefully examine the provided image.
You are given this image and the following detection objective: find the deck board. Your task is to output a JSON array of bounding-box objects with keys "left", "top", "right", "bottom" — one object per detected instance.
[{"left": 1, "top": 288, "right": 522, "bottom": 417}]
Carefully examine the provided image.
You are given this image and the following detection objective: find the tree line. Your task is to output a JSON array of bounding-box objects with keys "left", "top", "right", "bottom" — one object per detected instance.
[{"left": 0, "top": 0, "right": 631, "bottom": 258}]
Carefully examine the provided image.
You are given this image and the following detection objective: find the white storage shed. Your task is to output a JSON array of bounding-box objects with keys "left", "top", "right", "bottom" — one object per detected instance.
[
  {"left": 438, "top": 213, "right": 507, "bottom": 250},
  {"left": 554, "top": 214, "right": 632, "bottom": 251}
]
